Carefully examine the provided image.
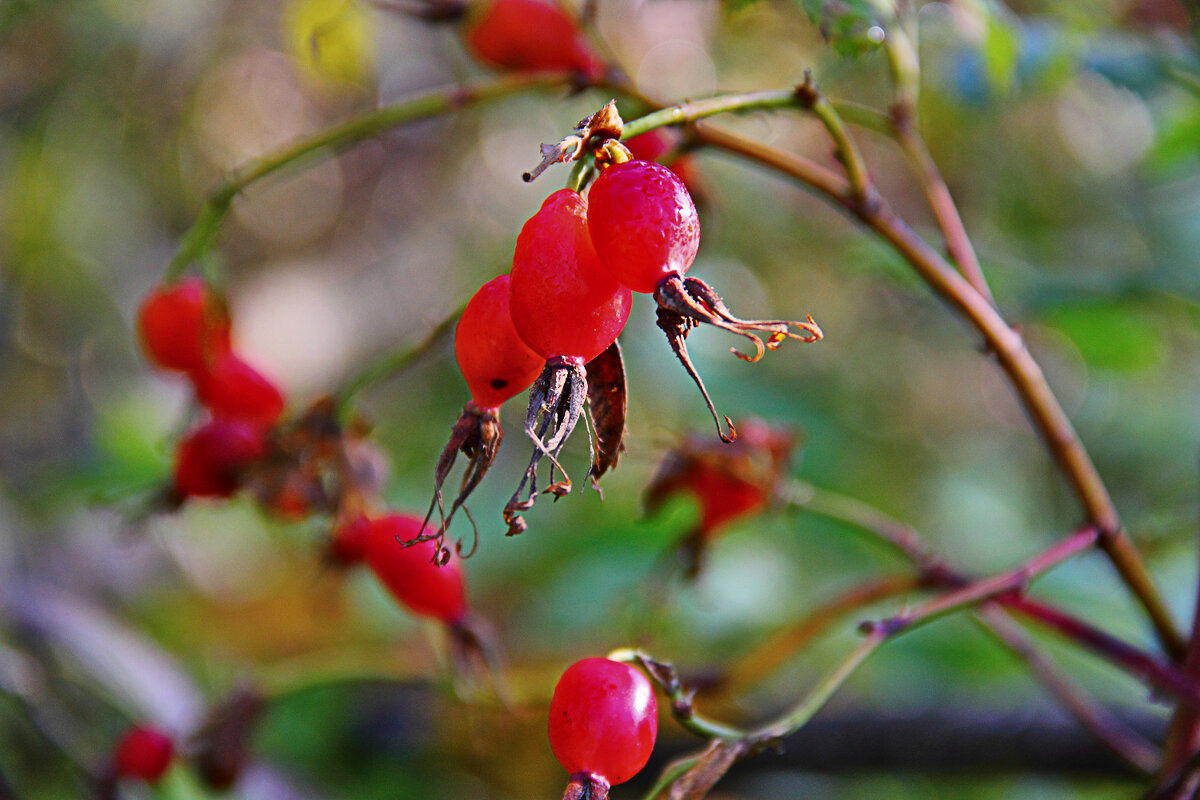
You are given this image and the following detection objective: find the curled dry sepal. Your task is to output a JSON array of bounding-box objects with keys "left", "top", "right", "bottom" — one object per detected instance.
[{"left": 523, "top": 99, "right": 624, "bottom": 183}]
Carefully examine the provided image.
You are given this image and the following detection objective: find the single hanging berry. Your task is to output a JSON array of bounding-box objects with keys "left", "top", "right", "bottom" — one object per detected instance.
[
  {"left": 173, "top": 420, "right": 269, "bottom": 500},
  {"left": 463, "top": 0, "right": 602, "bottom": 79},
  {"left": 425, "top": 275, "right": 544, "bottom": 555},
  {"left": 192, "top": 350, "right": 286, "bottom": 427},
  {"left": 506, "top": 188, "right": 632, "bottom": 534},
  {"left": 549, "top": 658, "right": 658, "bottom": 800},
  {"left": 113, "top": 725, "right": 175, "bottom": 784},
  {"left": 587, "top": 157, "right": 821, "bottom": 442},
  {"left": 137, "top": 276, "right": 231, "bottom": 373},
  {"left": 365, "top": 513, "right": 467, "bottom": 623}
]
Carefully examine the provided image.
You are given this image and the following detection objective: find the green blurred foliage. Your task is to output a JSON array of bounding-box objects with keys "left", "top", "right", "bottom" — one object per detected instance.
[{"left": 1, "top": 0, "right": 1199, "bottom": 798}]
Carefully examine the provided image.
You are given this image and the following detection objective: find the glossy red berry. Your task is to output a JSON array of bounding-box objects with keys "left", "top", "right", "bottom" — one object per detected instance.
[
  {"left": 549, "top": 658, "right": 658, "bottom": 792},
  {"left": 587, "top": 159, "right": 700, "bottom": 294},
  {"left": 464, "top": 0, "right": 602, "bottom": 78},
  {"left": 192, "top": 352, "right": 285, "bottom": 426},
  {"left": 456, "top": 275, "right": 544, "bottom": 410},
  {"left": 137, "top": 277, "right": 231, "bottom": 373},
  {"left": 365, "top": 514, "right": 467, "bottom": 624},
  {"left": 113, "top": 725, "right": 174, "bottom": 783},
  {"left": 510, "top": 189, "right": 632, "bottom": 362},
  {"left": 173, "top": 420, "right": 268, "bottom": 499}
]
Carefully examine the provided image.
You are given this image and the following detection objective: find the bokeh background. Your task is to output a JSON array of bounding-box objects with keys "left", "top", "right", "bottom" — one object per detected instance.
[{"left": 2, "top": 0, "right": 1200, "bottom": 797}]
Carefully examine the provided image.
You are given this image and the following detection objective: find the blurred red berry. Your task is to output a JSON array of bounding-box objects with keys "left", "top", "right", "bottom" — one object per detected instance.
[
  {"left": 464, "top": 0, "right": 602, "bottom": 78},
  {"left": 192, "top": 351, "right": 285, "bottom": 427},
  {"left": 456, "top": 274, "right": 544, "bottom": 410},
  {"left": 549, "top": 658, "right": 657, "bottom": 797},
  {"left": 510, "top": 188, "right": 632, "bottom": 363},
  {"left": 327, "top": 515, "right": 373, "bottom": 566},
  {"left": 113, "top": 725, "right": 174, "bottom": 784},
  {"left": 365, "top": 513, "right": 467, "bottom": 623},
  {"left": 137, "top": 277, "right": 231, "bottom": 373},
  {"left": 173, "top": 420, "right": 268, "bottom": 499},
  {"left": 587, "top": 159, "right": 700, "bottom": 294}
]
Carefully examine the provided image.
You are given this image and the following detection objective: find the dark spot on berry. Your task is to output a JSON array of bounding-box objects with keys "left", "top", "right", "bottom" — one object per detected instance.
[{"left": 490, "top": 378, "right": 507, "bottom": 390}]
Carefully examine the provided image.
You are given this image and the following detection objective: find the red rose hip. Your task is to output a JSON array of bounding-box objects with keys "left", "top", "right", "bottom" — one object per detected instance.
[
  {"left": 549, "top": 658, "right": 658, "bottom": 799},
  {"left": 463, "top": 0, "right": 602, "bottom": 79},
  {"left": 365, "top": 513, "right": 467, "bottom": 624},
  {"left": 587, "top": 159, "right": 700, "bottom": 294},
  {"left": 510, "top": 189, "right": 631, "bottom": 364},
  {"left": 173, "top": 420, "right": 268, "bottom": 499},
  {"left": 137, "top": 277, "right": 231, "bottom": 373},
  {"left": 113, "top": 725, "right": 174, "bottom": 783},
  {"left": 192, "top": 351, "right": 285, "bottom": 427},
  {"left": 504, "top": 189, "right": 633, "bottom": 533},
  {"left": 425, "top": 275, "right": 544, "bottom": 547}
]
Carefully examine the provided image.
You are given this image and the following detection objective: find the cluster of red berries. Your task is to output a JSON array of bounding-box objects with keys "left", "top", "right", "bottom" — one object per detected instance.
[
  {"left": 137, "top": 277, "right": 285, "bottom": 502},
  {"left": 428, "top": 114, "right": 819, "bottom": 543}
]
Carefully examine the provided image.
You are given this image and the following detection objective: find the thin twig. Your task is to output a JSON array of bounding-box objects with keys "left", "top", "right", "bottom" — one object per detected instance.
[{"left": 164, "top": 71, "right": 575, "bottom": 281}]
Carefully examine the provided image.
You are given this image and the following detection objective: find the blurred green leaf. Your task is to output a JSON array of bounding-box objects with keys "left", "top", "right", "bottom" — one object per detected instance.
[
  {"left": 983, "top": 14, "right": 1021, "bottom": 95},
  {"left": 794, "top": 0, "right": 884, "bottom": 58},
  {"left": 1045, "top": 302, "right": 1166, "bottom": 373}
]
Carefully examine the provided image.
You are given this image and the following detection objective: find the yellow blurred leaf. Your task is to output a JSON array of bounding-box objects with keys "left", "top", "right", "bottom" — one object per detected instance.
[{"left": 284, "top": 0, "right": 374, "bottom": 86}]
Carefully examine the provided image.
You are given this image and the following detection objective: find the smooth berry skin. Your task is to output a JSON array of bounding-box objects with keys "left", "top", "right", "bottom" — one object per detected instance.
[
  {"left": 587, "top": 159, "right": 700, "bottom": 294},
  {"left": 173, "top": 420, "right": 268, "bottom": 499},
  {"left": 137, "top": 277, "right": 232, "bottom": 373},
  {"left": 456, "top": 275, "right": 544, "bottom": 409},
  {"left": 365, "top": 514, "right": 467, "bottom": 624},
  {"left": 327, "top": 515, "right": 372, "bottom": 566},
  {"left": 113, "top": 726, "right": 174, "bottom": 784},
  {"left": 192, "top": 352, "right": 285, "bottom": 427},
  {"left": 464, "top": 0, "right": 602, "bottom": 78},
  {"left": 510, "top": 189, "right": 632, "bottom": 362},
  {"left": 548, "top": 658, "right": 658, "bottom": 788}
]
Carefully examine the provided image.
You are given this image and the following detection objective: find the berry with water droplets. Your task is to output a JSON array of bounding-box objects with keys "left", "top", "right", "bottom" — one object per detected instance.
[
  {"left": 549, "top": 657, "right": 657, "bottom": 799},
  {"left": 137, "top": 277, "right": 231, "bottom": 373},
  {"left": 587, "top": 159, "right": 700, "bottom": 294}
]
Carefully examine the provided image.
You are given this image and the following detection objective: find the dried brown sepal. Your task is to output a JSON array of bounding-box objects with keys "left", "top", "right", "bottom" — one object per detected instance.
[
  {"left": 562, "top": 772, "right": 611, "bottom": 800},
  {"left": 246, "top": 396, "right": 382, "bottom": 525},
  {"left": 583, "top": 341, "right": 627, "bottom": 486},
  {"left": 665, "top": 739, "right": 752, "bottom": 800},
  {"left": 189, "top": 685, "right": 265, "bottom": 792},
  {"left": 503, "top": 358, "right": 588, "bottom": 535},
  {"left": 653, "top": 274, "right": 821, "bottom": 442},
  {"left": 413, "top": 403, "right": 502, "bottom": 562},
  {"left": 523, "top": 100, "right": 625, "bottom": 182}
]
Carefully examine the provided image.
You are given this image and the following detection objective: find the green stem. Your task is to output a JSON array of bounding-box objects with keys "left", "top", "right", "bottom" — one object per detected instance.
[
  {"left": 164, "top": 71, "right": 574, "bottom": 279},
  {"left": 335, "top": 301, "right": 464, "bottom": 420},
  {"left": 621, "top": 88, "right": 801, "bottom": 140}
]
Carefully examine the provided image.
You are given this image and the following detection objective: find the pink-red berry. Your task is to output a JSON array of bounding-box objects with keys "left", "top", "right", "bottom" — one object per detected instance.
[
  {"left": 113, "top": 725, "right": 174, "bottom": 784},
  {"left": 510, "top": 189, "right": 632, "bottom": 363},
  {"left": 463, "top": 0, "right": 602, "bottom": 78},
  {"left": 549, "top": 658, "right": 658, "bottom": 793},
  {"left": 173, "top": 420, "right": 268, "bottom": 499},
  {"left": 327, "top": 515, "right": 373, "bottom": 566},
  {"left": 192, "top": 351, "right": 285, "bottom": 427},
  {"left": 137, "top": 277, "right": 231, "bottom": 373},
  {"left": 587, "top": 159, "right": 700, "bottom": 294},
  {"left": 456, "top": 274, "right": 544, "bottom": 410},
  {"left": 365, "top": 514, "right": 467, "bottom": 624}
]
